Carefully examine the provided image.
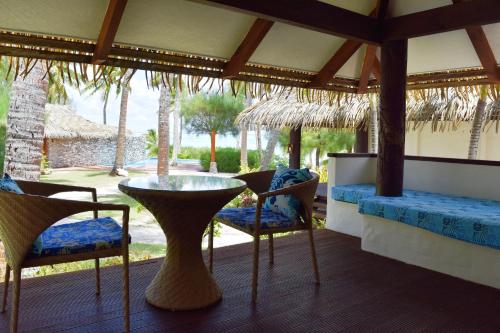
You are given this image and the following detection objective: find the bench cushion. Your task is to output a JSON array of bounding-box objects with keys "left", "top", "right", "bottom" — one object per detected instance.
[
  {"left": 331, "top": 184, "right": 376, "bottom": 204},
  {"left": 216, "top": 207, "right": 298, "bottom": 231},
  {"left": 29, "top": 217, "right": 128, "bottom": 257},
  {"left": 359, "top": 193, "right": 500, "bottom": 250}
]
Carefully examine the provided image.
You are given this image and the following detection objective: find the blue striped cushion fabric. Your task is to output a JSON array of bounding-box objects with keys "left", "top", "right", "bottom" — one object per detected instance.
[
  {"left": 358, "top": 191, "right": 500, "bottom": 250},
  {"left": 0, "top": 174, "right": 23, "bottom": 194},
  {"left": 263, "top": 166, "right": 312, "bottom": 221},
  {"left": 29, "top": 217, "right": 129, "bottom": 257},
  {"left": 216, "top": 207, "right": 298, "bottom": 231}
]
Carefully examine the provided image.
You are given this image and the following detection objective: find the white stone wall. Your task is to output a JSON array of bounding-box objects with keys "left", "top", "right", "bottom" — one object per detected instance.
[{"left": 47, "top": 136, "right": 147, "bottom": 168}]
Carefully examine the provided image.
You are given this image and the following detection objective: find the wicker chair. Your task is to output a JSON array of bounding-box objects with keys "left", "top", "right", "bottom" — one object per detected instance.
[
  {"left": 0, "top": 181, "right": 130, "bottom": 333},
  {"left": 208, "top": 170, "right": 320, "bottom": 302}
]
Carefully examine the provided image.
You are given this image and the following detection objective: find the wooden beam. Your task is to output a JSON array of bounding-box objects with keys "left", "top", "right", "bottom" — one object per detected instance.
[
  {"left": 222, "top": 19, "right": 273, "bottom": 79},
  {"left": 357, "top": 46, "right": 378, "bottom": 93},
  {"left": 92, "top": 0, "right": 128, "bottom": 64},
  {"left": 354, "top": 129, "right": 369, "bottom": 153},
  {"left": 309, "top": 40, "right": 363, "bottom": 89},
  {"left": 376, "top": 39, "right": 407, "bottom": 196},
  {"left": 189, "top": 0, "right": 381, "bottom": 44},
  {"left": 372, "top": 55, "right": 382, "bottom": 82},
  {"left": 384, "top": 0, "right": 500, "bottom": 41}
]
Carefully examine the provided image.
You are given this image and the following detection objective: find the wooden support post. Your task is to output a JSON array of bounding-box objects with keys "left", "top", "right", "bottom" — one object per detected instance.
[
  {"left": 376, "top": 39, "right": 407, "bottom": 196},
  {"left": 354, "top": 129, "right": 369, "bottom": 153},
  {"left": 289, "top": 127, "right": 301, "bottom": 169}
]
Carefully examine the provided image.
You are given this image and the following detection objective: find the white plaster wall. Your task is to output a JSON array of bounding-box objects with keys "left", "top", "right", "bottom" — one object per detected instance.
[{"left": 405, "top": 122, "right": 500, "bottom": 161}]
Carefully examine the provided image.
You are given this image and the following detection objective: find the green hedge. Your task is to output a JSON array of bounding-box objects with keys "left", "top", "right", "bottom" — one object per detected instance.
[{"left": 200, "top": 148, "right": 261, "bottom": 173}]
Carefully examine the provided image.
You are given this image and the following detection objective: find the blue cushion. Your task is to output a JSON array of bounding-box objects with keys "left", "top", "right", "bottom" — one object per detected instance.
[
  {"left": 29, "top": 217, "right": 129, "bottom": 258},
  {"left": 332, "top": 184, "right": 431, "bottom": 204},
  {"left": 359, "top": 192, "right": 500, "bottom": 250},
  {"left": 0, "top": 174, "right": 23, "bottom": 194},
  {"left": 263, "top": 166, "right": 312, "bottom": 221},
  {"left": 216, "top": 207, "right": 298, "bottom": 231}
]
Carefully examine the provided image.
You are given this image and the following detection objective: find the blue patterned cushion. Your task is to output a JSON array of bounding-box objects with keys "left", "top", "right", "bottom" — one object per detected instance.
[
  {"left": 0, "top": 174, "right": 23, "bottom": 194},
  {"left": 29, "top": 217, "right": 129, "bottom": 258},
  {"left": 332, "top": 184, "right": 432, "bottom": 204},
  {"left": 359, "top": 192, "right": 500, "bottom": 250},
  {"left": 216, "top": 207, "right": 298, "bottom": 231},
  {"left": 263, "top": 166, "right": 312, "bottom": 221}
]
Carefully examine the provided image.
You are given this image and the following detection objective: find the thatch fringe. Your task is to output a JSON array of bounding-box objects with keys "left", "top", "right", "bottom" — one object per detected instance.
[{"left": 237, "top": 88, "right": 500, "bottom": 133}]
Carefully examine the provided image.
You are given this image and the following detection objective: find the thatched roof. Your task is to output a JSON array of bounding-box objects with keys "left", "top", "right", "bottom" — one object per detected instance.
[
  {"left": 44, "top": 104, "right": 132, "bottom": 139},
  {"left": 236, "top": 89, "right": 500, "bottom": 132}
]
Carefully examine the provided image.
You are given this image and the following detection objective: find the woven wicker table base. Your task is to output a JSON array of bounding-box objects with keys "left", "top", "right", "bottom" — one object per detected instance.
[{"left": 119, "top": 176, "right": 246, "bottom": 310}]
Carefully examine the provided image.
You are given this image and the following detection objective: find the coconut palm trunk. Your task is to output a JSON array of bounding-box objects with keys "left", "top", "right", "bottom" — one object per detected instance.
[
  {"left": 157, "top": 85, "right": 170, "bottom": 175},
  {"left": 110, "top": 69, "right": 133, "bottom": 176},
  {"left": 261, "top": 129, "right": 280, "bottom": 171},
  {"left": 256, "top": 125, "right": 262, "bottom": 160},
  {"left": 369, "top": 94, "right": 379, "bottom": 153},
  {"left": 4, "top": 60, "right": 48, "bottom": 181},
  {"left": 240, "top": 127, "right": 248, "bottom": 170},
  {"left": 171, "top": 94, "right": 181, "bottom": 166},
  {"left": 468, "top": 86, "right": 488, "bottom": 160},
  {"left": 102, "top": 88, "right": 109, "bottom": 125}
]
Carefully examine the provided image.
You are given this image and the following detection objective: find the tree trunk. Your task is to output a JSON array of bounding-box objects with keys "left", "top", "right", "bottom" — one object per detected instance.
[
  {"left": 102, "top": 90, "right": 109, "bottom": 125},
  {"left": 315, "top": 146, "right": 320, "bottom": 168},
  {"left": 468, "top": 86, "right": 488, "bottom": 160},
  {"left": 369, "top": 94, "right": 379, "bottom": 153},
  {"left": 209, "top": 129, "right": 217, "bottom": 173},
  {"left": 171, "top": 93, "right": 181, "bottom": 166},
  {"left": 256, "top": 125, "right": 262, "bottom": 160},
  {"left": 4, "top": 60, "right": 48, "bottom": 181},
  {"left": 261, "top": 129, "right": 280, "bottom": 171},
  {"left": 110, "top": 69, "right": 133, "bottom": 176},
  {"left": 289, "top": 126, "right": 301, "bottom": 169},
  {"left": 376, "top": 39, "right": 407, "bottom": 196},
  {"left": 157, "top": 85, "right": 170, "bottom": 176},
  {"left": 240, "top": 127, "right": 248, "bottom": 170}
]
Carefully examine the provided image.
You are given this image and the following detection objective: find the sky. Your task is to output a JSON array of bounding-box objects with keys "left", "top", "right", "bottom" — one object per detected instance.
[{"left": 66, "top": 70, "right": 270, "bottom": 150}]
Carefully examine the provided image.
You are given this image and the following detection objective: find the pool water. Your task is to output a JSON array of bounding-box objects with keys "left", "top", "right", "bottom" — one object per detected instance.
[{"left": 126, "top": 157, "right": 200, "bottom": 168}]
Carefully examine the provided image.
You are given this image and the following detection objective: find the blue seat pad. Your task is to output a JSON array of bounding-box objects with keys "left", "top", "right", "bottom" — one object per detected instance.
[
  {"left": 29, "top": 217, "right": 129, "bottom": 258},
  {"left": 332, "top": 184, "right": 433, "bottom": 204},
  {"left": 359, "top": 192, "right": 500, "bottom": 249},
  {"left": 216, "top": 207, "right": 299, "bottom": 231}
]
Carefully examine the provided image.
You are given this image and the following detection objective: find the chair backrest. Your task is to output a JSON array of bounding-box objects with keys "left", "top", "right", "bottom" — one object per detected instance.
[
  {"left": 233, "top": 170, "right": 275, "bottom": 195},
  {"left": 295, "top": 173, "right": 320, "bottom": 223}
]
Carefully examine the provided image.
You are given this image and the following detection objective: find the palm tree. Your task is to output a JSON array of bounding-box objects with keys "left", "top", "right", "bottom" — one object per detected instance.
[
  {"left": 145, "top": 129, "right": 158, "bottom": 157},
  {"left": 4, "top": 60, "right": 48, "bottom": 180},
  {"left": 171, "top": 82, "right": 182, "bottom": 166},
  {"left": 261, "top": 129, "right": 280, "bottom": 171},
  {"left": 157, "top": 84, "right": 171, "bottom": 176},
  {"left": 83, "top": 67, "right": 121, "bottom": 124},
  {"left": 468, "top": 85, "right": 488, "bottom": 159},
  {"left": 110, "top": 69, "right": 134, "bottom": 176}
]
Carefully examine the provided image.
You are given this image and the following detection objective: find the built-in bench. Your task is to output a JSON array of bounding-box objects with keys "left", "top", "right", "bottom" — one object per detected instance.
[
  {"left": 333, "top": 184, "right": 500, "bottom": 250},
  {"left": 327, "top": 154, "right": 500, "bottom": 289}
]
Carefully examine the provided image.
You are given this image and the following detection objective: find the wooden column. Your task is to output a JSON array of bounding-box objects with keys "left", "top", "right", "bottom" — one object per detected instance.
[
  {"left": 354, "top": 129, "right": 369, "bottom": 153},
  {"left": 289, "top": 126, "right": 301, "bottom": 169},
  {"left": 376, "top": 39, "right": 407, "bottom": 196}
]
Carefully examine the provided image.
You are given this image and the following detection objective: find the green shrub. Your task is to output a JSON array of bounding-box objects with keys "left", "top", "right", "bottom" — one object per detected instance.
[
  {"left": 177, "top": 146, "right": 209, "bottom": 160},
  {"left": 200, "top": 148, "right": 261, "bottom": 173}
]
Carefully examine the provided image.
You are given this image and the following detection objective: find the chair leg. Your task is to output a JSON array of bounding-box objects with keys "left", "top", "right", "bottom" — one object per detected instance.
[
  {"left": 122, "top": 253, "right": 130, "bottom": 333},
  {"left": 95, "top": 259, "right": 101, "bottom": 296},
  {"left": 208, "top": 220, "right": 214, "bottom": 274},
  {"left": 268, "top": 234, "right": 274, "bottom": 265},
  {"left": 308, "top": 227, "right": 320, "bottom": 284},
  {"left": 251, "top": 235, "right": 260, "bottom": 303},
  {"left": 10, "top": 269, "right": 21, "bottom": 333},
  {"left": 2, "top": 264, "right": 10, "bottom": 313}
]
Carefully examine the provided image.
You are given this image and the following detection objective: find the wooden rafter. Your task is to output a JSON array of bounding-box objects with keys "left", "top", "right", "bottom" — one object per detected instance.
[
  {"left": 92, "top": 0, "right": 128, "bottom": 65},
  {"left": 357, "top": 46, "right": 378, "bottom": 93},
  {"left": 189, "top": 0, "right": 381, "bottom": 44},
  {"left": 309, "top": 7, "right": 379, "bottom": 90},
  {"left": 384, "top": 0, "right": 500, "bottom": 41},
  {"left": 372, "top": 56, "right": 382, "bottom": 82},
  {"left": 452, "top": 0, "right": 499, "bottom": 82},
  {"left": 222, "top": 18, "right": 273, "bottom": 79},
  {"left": 357, "top": 0, "right": 388, "bottom": 93}
]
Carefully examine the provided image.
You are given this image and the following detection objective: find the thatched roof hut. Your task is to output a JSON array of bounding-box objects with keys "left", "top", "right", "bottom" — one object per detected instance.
[
  {"left": 44, "top": 104, "right": 133, "bottom": 139},
  {"left": 236, "top": 89, "right": 500, "bottom": 132}
]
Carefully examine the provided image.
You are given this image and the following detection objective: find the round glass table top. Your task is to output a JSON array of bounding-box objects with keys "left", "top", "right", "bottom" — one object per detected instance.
[{"left": 119, "top": 175, "right": 246, "bottom": 192}]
